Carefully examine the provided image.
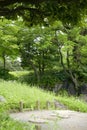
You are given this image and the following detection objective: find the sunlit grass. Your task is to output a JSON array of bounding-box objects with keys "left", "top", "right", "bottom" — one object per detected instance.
[
  {"left": 0, "top": 112, "right": 35, "bottom": 130},
  {"left": 0, "top": 80, "right": 55, "bottom": 110},
  {"left": 9, "top": 71, "right": 30, "bottom": 78},
  {"left": 57, "top": 95, "right": 87, "bottom": 112},
  {"left": 0, "top": 80, "right": 87, "bottom": 112}
]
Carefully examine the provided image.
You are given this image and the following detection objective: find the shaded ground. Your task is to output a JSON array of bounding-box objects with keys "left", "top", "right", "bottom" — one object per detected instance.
[{"left": 10, "top": 110, "right": 87, "bottom": 130}]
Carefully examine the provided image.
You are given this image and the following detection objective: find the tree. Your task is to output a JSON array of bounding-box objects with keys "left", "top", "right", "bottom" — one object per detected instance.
[
  {"left": 0, "top": 0, "right": 87, "bottom": 25},
  {"left": 0, "top": 19, "right": 19, "bottom": 73},
  {"left": 17, "top": 25, "right": 59, "bottom": 83},
  {"left": 51, "top": 21, "right": 87, "bottom": 94},
  {"left": 15, "top": 20, "right": 87, "bottom": 93}
]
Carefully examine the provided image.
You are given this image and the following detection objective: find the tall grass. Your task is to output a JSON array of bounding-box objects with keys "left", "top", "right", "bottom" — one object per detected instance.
[
  {"left": 57, "top": 95, "right": 87, "bottom": 112},
  {"left": 0, "top": 80, "right": 55, "bottom": 110},
  {"left": 0, "top": 79, "right": 87, "bottom": 112}
]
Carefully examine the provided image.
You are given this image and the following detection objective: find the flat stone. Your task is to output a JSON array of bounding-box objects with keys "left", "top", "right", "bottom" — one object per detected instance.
[{"left": 10, "top": 110, "right": 87, "bottom": 130}]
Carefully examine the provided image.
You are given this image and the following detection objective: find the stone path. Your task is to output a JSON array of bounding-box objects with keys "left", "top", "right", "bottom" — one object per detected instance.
[{"left": 10, "top": 110, "right": 87, "bottom": 130}]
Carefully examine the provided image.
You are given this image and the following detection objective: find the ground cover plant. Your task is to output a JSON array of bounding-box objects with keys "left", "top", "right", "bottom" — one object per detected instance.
[
  {"left": 0, "top": 80, "right": 87, "bottom": 112},
  {"left": 9, "top": 71, "right": 29, "bottom": 79},
  {"left": 0, "top": 79, "right": 56, "bottom": 130},
  {"left": 57, "top": 95, "right": 87, "bottom": 112},
  {"left": 0, "top": 80, "right": 55, "bottom": 111}
]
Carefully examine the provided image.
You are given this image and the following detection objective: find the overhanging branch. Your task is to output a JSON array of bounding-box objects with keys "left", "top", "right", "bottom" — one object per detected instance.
[{"left": 0, "top": 6, "right": 43, "bottom": 17}]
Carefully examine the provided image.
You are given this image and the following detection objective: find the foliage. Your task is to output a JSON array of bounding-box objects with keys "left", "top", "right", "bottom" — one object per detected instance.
[
  {"left": 0, "top": 19, "right": 20, "bottom": 74},
  {"left": 10, "top": 70, "right": 65, "bottom": 90},
  {"left": 0, "top": 68, "right": 17, "bottom": 80},
  {"left": 50, "top": 21, "right": 87, "bottom": 93},
  {"left": 0, "top": 19, "right": 19, "bottom": 58},
  {"left": 0, "top": 68, "right": 9, "bottom": 79},
  {"left": 0, "top": 18, "right": 87, "bottom": 93},
  {"left": 17, "top": 24, "right": 60, "bottom": 83},
  {"left": 16, "top": 20, "right": 87, "bottom": 93},
  {"left": 0, "top": 0, "right": 87, "bottom": 25}
]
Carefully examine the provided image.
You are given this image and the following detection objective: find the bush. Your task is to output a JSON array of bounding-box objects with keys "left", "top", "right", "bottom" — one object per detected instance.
[
  {"left": 17, "top": 70, "right": 63, "bottom": 91},
  {"left": 0, "top": 68, "right": 9, "bottom": 79},
  {"left": 18, "top": 73, "right": 37, "bottom": 85}
]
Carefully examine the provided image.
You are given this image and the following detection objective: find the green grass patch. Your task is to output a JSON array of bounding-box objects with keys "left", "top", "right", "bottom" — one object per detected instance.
[
  {"left": 0, "top": 80, "right": 87, "bottom": 112},
  {"left": 9, "top": 71, "right": 30, "bottom": 79},
  {"left": 0, "top": 80, "right": 55, "bottom": 111},
  {"left": 57, "top": 95, "right": 87, "bottom": 112},
  {"left": 0, "top": 112, "right": 35, "bottom": 130}
]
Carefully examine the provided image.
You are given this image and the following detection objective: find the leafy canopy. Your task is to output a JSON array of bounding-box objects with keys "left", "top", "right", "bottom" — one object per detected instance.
[{"left": 0, "top": 0, "right": 87, "bottom": 25}]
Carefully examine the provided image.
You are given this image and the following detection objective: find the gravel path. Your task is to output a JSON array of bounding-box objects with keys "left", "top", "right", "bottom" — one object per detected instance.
[{"left": 10, "top": 110, "right": 87, "bottom": 130}]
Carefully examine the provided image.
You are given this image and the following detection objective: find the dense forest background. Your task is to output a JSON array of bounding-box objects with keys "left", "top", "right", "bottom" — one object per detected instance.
[
  {"left": 0, "top": 0, "right": 87, "bottom": 96},
  {"left": 0, "top": 18, "right": 87, "bottom": 95}
]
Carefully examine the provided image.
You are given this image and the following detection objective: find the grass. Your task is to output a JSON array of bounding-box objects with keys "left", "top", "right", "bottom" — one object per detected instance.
[
  {"left": 0, "top": 79, "right": 87, "bottom": 112},
  {"left": 57, "top": 95, "right": 87, "bottom": 112},
  {"left": 0, "top": 79, "right": 55, "bottom": 130},
  {"left": 0, "top": 80, "right": 55, "bottom": 111},
  {"left": 9, "top": 71, "right": 29, "bottom": 78},
  {"left": 0, "top": 79, "right": 87, "bottom": 130},
  {"left": 0, "top": 112, "right": 35, "bottom": 130}
]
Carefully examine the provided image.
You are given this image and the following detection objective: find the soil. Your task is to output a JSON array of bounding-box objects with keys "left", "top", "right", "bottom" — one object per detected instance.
[{"left": 10, "top": 110, "right": 87, "bottom": 130}]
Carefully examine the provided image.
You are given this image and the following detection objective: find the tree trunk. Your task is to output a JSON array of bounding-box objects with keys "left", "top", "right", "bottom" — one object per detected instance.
[
  {"left": 28, "top": 60, "right": 40, "bottom": 84},
  {"left": 38, "top": 51, "right": 45, "bottom": 76},
  {"left": 2, "top": 51, "right": 6, "bottom": 75},
  {"left": 38, "top": 61, "right": 42, "bottom": 76},
  {"left": 42, "top": 51, "right": 45, "bottom": 75},
  {"left": 19, "top": 47, "right": 40, "bottom": 84},
  {"left": 68, "top": 70, "right": 80, "bottom": 95},
  {"left": 56, "top": 37, "right": 79, "bottom": 94}
]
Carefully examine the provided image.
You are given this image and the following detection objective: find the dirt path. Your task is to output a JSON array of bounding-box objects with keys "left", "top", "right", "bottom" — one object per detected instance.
[{"left": 10, "top": 110, "right": 87, "bottom": 130}]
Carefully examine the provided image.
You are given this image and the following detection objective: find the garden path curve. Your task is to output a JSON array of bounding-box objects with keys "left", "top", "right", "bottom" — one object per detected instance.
[{"left": 10, "top": 110, "right": 87, "bottom": 130}]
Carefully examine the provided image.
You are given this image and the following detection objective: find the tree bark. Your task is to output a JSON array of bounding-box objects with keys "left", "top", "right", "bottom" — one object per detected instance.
[
  {"left": 42, "top": 51, "right": 45, "bottom": 75},
  {"left": 2, "top": 51, "right": 6, "bottom": 74},
  {"left": 28, "top": 60, "right": 40, "bottom": 84}
]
